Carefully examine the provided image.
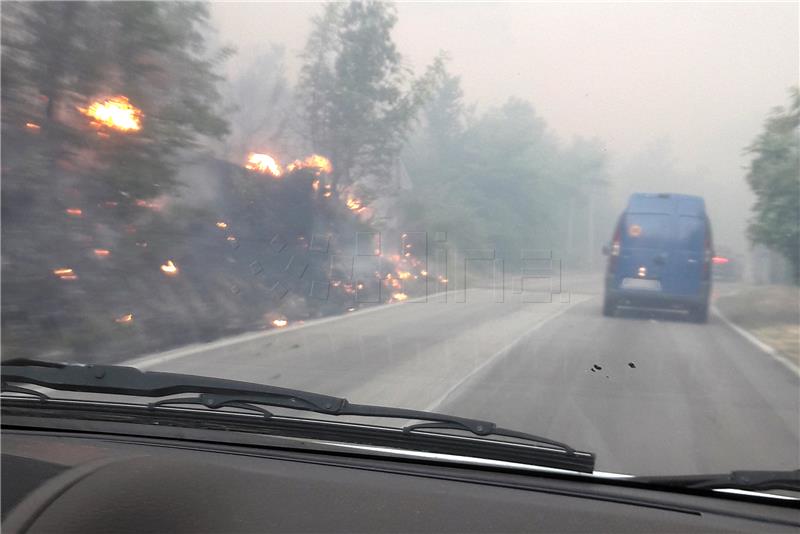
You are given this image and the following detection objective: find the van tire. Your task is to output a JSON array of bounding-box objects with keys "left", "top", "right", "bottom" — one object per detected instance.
[
  {"left": 602, "top": 297, "right": 616, "bottom": 317},
  {"left": 689, "top": 303, "right": 708, "bottom": 323}
]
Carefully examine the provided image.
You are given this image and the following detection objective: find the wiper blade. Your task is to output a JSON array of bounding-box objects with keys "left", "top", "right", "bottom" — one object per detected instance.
[
  {"left": 631, "top": 469, "right": 800, "bottom": 492},
  {"left": 1, "top": 359, "right": 595, "bottom": 472}
]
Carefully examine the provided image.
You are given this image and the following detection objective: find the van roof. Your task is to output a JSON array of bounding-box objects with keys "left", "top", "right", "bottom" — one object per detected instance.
[{"left": 626, "top": 193, "right": 706, "bottom": 217}]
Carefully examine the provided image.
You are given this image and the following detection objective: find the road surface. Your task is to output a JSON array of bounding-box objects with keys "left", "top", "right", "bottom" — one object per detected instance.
[{"left": 127, "top": 274, "right": 800, "bottom": 476}]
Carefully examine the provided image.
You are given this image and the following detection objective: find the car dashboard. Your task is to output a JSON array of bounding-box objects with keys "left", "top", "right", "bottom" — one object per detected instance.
[{"left": 2, "top": 416, "right": 798, "bottom": 534}]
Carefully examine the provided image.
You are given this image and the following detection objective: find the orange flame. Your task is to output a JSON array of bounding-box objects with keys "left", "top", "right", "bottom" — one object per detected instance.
[
  {"left": 272, "top": 318, "right": 288, "bottom": 328},
  {"left": 80, "top": 96, "right": 142, "bottom": 132},
  {"left": 115, "top": 313, "right": 134, "bottom": 324},
  {"left": 160, "top": 260, "right": 178, "bottom": 275},
  {"left": 245, "top": 153, "right": 282, "bottom": 177},
  {"left": 345, "top": 197, "right": 364, "bottom": 212},
  {"left": 392, "top": 292, "right": 409, "bottom": 302},
  {"left": 65, "top": 208, "right": 83, "bottom": 216},
  {"left": 216, "top": 221, "right": 228, "bottom": 229},
  {"left": 93, "top": 248, "right": 111, "bottom": 258},
  {"left": 25, "top": 122, "right": 41, "bottom": 132},
  {"left": 286, "top": 154, "right": 332, "bottom": 175}
]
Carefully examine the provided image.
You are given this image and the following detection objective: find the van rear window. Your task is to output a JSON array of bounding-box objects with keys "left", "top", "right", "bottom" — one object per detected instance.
[
  {"left": 622, "top": 214, "right": 672, "bottom": 248},
  {"left": 678, "top": 216, "right": 706, "bottom": 249}
]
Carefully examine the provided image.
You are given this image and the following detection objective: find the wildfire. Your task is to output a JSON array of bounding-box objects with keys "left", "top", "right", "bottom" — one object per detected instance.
[
  {"left": 115, "top": 313, "right": 134, "bottom": 324},
  {"left": 65, "top": 208, "right": 83, "bottom": 216},
  {"left": 245, "top": 153, "right": 283, "bottom": 177},
  {"left": 286, "top": 154, "right": 333, "bottom": 175},
  {"left": 272, "top": 318, "right": 288, "bottom": 328},
  {"left": 80, "top": 96, "right": 142, "bottom": 132},
  {"left": 396, "top": 270, "right": 412, "bottom": 280},
  {"left": 216, "top": 221, "right": 228, "bottom": 229},
  {"left": 392, "top": 292, "right": 409, "bottom": 302},
  {"left": 93, "top": 248, "right": 111, "bottom": 258},
  {"left": 53, "top": 268, "right": 77, "bottom": 281},
  {"left": 25, "top": 122, "right": 41, "bottom": 132},
  {"left": 160, "top": 260, "right": 178, "bottom": 275}
]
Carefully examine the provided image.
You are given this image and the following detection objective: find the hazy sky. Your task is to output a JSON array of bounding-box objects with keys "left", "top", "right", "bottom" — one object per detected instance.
[{"left": 212, "top": 1, "right": 798, "bottom": 251}]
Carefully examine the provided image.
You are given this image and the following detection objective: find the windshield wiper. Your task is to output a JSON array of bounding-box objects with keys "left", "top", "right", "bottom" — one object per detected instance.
[
  {"left": 1, "top": 359, "right": 595, "bottom": 472},
  {"left": 631, "top": 470, "right": 800, "bottom": 492}
]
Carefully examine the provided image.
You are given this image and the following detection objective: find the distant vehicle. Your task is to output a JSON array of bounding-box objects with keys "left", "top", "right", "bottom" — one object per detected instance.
[
  {"left": 602, "top": 193, "right": 713, "bottom": 322},
  {"left": 711, "top": 247, "right": 741, "bottom": 282}
]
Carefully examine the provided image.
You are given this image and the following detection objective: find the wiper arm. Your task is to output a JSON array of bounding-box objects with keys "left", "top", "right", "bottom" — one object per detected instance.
[
  {"left": 631, "top": 469, "right": 800, "bottom": 492},
  {"left": 2, "top": 359, "right": 594, "bottom": 471}
]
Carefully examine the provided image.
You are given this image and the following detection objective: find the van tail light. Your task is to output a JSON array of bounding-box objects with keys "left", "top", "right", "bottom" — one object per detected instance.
[{"left": 609, "top": 225, "right": 621, "bottom": 271}]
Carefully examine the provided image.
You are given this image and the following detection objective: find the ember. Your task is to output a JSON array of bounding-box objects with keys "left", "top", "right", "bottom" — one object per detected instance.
[
  {"left": 115, "top": 313, "right": 134, "bottom": 324},
  {"left": 160, "top": 260, "right": 178, "bottom": 275},
  {"left": 53, "top": 268, "right": 77, "bottom": 281}
]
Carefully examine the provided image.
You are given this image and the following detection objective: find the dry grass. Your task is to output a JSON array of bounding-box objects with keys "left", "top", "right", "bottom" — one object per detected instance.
[{"left": 716, "top": 285, "right": 799, "bottom": 366}]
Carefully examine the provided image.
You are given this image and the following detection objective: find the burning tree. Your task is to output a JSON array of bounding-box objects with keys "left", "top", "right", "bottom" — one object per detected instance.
[
  {"left": 1, "top": 2, "right": 230, "bottom": 359},
  {"left": 297, "top": 1, "right": 441, "bottom": 197}
]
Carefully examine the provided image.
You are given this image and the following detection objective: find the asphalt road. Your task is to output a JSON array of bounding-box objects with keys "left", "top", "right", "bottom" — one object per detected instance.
[{"left": 127, "top": 275, "right": 800, "bottom": 476}]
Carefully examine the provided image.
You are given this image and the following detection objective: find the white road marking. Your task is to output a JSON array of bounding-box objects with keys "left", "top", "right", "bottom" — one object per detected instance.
[
  {"left": 712, "top": 305, "right": 799, "bottom": 377},
  {"left": 424, "top": 298, "right": 585, "bottom": 413},
  {"left": 125, "top": 288, "right": 459, "bottom": 370}
]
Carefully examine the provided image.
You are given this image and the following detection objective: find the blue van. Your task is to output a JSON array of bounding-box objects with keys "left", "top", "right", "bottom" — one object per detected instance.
[{"left": 602, "top": 193, "right": 713, "bottom": 322}]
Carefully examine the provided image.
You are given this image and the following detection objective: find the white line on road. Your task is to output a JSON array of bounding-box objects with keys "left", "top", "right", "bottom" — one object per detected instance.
[
  {"left": 124, "top": 288, "right": 459, "bottom": 370},
  {"left": 712, "top": 305, "right": 799, "bottom": 377},
  {"left": 424, "top": 298, "right": 585, "bottom": 413}
]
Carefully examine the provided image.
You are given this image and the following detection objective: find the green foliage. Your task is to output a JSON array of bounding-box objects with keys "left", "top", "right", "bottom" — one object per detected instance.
[
  {"left": 297, "top": 1, "right": 439, "bottom": 192},
  {"left": 745, "top": 87, "right": 800, "bottom": 284},
  {"left": 1, "top": 1, "right": 231, "bottom": 360},
  {"left": 223, "top": 45, "right": 293, "bottom": 160},
  {"left": 404, "top": 65, "right": 608, "bottom": 265}
]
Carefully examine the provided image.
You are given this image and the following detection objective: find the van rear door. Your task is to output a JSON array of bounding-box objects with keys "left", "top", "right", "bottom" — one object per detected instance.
[
  {"left": 616, "top": 213, "right": 676, "bottom": 291},
  {"left": 615, "top": 212, "right": 709, "bottom": 296}
]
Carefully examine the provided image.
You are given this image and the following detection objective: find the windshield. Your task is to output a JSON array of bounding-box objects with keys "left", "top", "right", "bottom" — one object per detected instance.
[{"left": 2, "top": 1, "right": 798, "bottom": 478}]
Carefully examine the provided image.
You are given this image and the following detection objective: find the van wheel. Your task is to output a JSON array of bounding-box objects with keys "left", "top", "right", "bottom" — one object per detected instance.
[
  {"left": 602, "top": 297, "right": 616, "bottom": 317},
  {"left": 689, "top": 303, "right": 708, "bottom": 323}
]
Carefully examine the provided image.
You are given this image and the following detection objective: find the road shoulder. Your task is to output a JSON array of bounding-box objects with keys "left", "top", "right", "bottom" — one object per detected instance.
[{"left": 713, "top": 285, "right": 799, "bottom": 376}]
